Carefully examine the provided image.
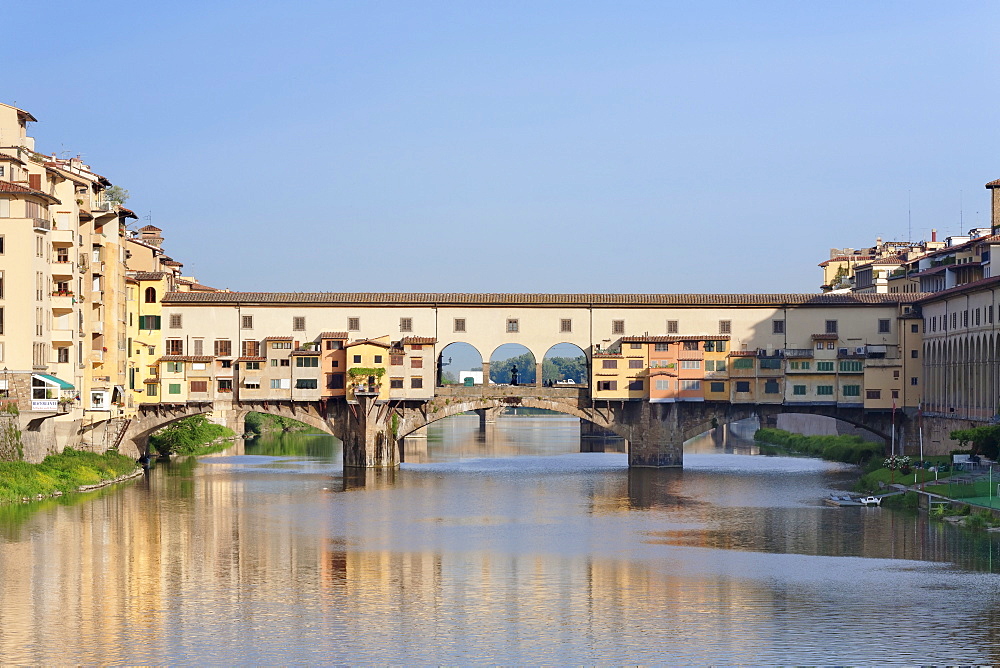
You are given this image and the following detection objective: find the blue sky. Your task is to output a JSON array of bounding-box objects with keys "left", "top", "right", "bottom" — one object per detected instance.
[{"left": 6, "top": 1, "right": 999, "bottom": 293}]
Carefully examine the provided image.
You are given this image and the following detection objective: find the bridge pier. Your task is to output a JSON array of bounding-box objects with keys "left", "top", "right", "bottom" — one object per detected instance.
[
  {"left": 476, "top": 406, "right": 504, "bottom": 429},
  {"left": 621, "top": 402, "right": 684, "bottom": 467},
  {"left": 333, "top": 394, "right": 399, "bottom": 469}
]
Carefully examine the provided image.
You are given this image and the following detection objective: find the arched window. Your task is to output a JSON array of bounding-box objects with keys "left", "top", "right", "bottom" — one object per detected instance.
[{"left": 144, "top": 286, "right": 156, "bottom": 303}]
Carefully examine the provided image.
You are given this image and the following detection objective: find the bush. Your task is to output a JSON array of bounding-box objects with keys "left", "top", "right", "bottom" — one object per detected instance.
[
  {"left": 754, "top": 428, "right": 883, "bottom": 465},
  {"left": 0, "top": 448, "right": 137, "bottom": 505},
  {"left": 150, "top": 415, "right": 234, "bottom": 456}
]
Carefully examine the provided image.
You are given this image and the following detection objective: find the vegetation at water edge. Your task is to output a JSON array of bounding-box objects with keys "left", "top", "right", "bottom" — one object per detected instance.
[
  {"left": 150, "top": 415, "right": 235, "bottom": 456},
  {"left": 753, "top": 427, "right": 883, "bottom": 464},
  {"left": 244, "top": 412, "right": 322, "bottom": 436},
  {"left": 0, "top": 448, "right": 137, "bottom": 504}
]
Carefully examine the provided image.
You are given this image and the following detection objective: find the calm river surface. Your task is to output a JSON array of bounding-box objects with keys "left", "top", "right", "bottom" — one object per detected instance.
[{"left": 1, "top": 415, "right": 1000, "bottom": 664}]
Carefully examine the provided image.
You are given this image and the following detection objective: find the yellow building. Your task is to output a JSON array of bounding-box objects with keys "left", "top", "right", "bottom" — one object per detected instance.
[{"left": 346, "top": 337, "right": 391, "bottom": 402}]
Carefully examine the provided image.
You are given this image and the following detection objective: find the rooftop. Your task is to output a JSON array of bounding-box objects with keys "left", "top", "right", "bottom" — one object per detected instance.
[{"left": 162, "top": 292, "right": 925, "bottom": 307}]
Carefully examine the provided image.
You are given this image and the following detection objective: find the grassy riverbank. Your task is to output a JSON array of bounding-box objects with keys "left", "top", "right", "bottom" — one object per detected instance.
[
  {"left": 0, "top": 448, "right": 138, "bottom": 505},
  {"left": 753, "top": 427, "right": 883, "bottom": 464}
]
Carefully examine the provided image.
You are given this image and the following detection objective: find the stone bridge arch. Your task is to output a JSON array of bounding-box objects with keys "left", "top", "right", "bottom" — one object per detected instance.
[{"left": 395, "top": 395, "right": 630, "bottom": 442}]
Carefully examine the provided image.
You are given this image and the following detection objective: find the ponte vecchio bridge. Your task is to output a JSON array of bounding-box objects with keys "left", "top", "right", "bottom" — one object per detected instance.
[{"left": 119, "top": 291, "right": 924, "bottom": 468}]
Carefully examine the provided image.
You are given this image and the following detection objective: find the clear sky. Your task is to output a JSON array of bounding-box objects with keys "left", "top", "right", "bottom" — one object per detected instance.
[{"left": 6, "top": 1, "right": 999, "bottom": 294}]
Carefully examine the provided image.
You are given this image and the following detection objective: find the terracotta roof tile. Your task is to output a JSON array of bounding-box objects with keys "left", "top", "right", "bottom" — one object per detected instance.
[
  {"left": 818, "top": 255, "right": 876, "bottom": 267},
  {"left": 346, "top": 338, "right": 392, "bottom": 349},
  {"left": 290, "top": 349, "right": 321, "bottom": 356},
  {"left": 400, "top": 336, "right": 437, "bottom": 345},
  {"left": 139, "top": 224, "right": 162, "bottom": 232},
  {"left": 128, "top": 271, "right": 168, "bottom": 281},
  {"left": 161, "top": 292, "right": 924, "bottom": 307},
  {"left": 986, "top": 179, "right": 1000, "bottom": 188},
  {"left": 157, "top": 355, "right": 215, "bottom": 363},
  {"left": 728, "top": 350, "right": 758, "bottom": 357},
  {"left": 0, "top": 179, "right": 60, "bottom": 204},
  {"left": 0, "top": 153, "right": 26, "bottom": 165},
  {"left": 262, "top": 335, "right": 293, "bottom": 341},
  {"left": 811, "top": 333, "right": 839, "bottom": 340},
  {"left": 915, "top": 274, "right": 1000, "bottom": 303},
  {"left": 235, "top": 356, "right": 266, "bottom": 362},
  {"left": 318, "top": 331, "right": 349, "bottom": 340},
  {"left": 621, "top": 335, "right": 731, "bottom": 343}
]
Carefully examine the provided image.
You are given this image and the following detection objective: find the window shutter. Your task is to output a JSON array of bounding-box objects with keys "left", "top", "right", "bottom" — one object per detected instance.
[{"left": 28, "top": 173, "right": 41, "bottom": 190}]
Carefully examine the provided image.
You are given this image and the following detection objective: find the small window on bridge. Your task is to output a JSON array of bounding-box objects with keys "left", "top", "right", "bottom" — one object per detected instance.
[
  {"left": 719, "top": 320, "right": 731, "bottom": 335},
  {"left": 454, "top": 318, "right": 466, "bottom": 333},
  {"left": 628, "top": 359, "right": 643, "bottom": 369},
  {"left": 612, "top": 320, "right": 625, "bottom": 335},
  {"left": 878, "top": 319, "right": 890, "bottom": 333},
  {"left": 390, "top": 378, "right": 403, "bottom": 389},
  {"left": 667, "top": 320, "right": 678, "bottom": 334},
  {"left": 506, "top": 319, "right": 519, "bottom": 333},
  {"left": 602, "top": 359, "right": 617, "bottom": 369},
  {"left": 866, "top": 389, "right": 881, "bottom": 399},
  {"left": 241, "top": 315, "right": 253, "bottom": 329},
  {"left": 400, "top": 318, "right": 412, "bottom": 333},
  {"left": 411, "top": 357, "right": 423, "bottom": 368},
  {"left": 710, "top": 382, "right": 725, "bottom": 393},
  {"left": 764, "top": 380, "right": 779, "bottom": 394},
  {"left": 825, "top": 320, "right": 838, "bottom": 334},
  {"left": 772, "top": 319, "right": 784, "bottom": 334},
  {"left": 293, "top": 317, "right": 306, "bottom": 331},
  {"left": 411, "top": 377, "right": 423, "bottom": 389},
  {"left": 793, "top": 385, "right": 807, "bottom": 395},
  {"left": 735, "top": 381, "right": 750, "bottom": 393},
  {"left": 560, "top": 319, "right": 572, "bottom": 333},
  {"left": 348, "top": 317, "right": 360, "bottom": 331}
]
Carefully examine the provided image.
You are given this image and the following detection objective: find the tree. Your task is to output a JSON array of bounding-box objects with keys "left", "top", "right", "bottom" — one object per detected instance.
[
  {"left": 950, "top": 425, "right": 1000, "bottom": 460},
  {"left": 104, "top": 185, "right": 130, "bottom": 206}
]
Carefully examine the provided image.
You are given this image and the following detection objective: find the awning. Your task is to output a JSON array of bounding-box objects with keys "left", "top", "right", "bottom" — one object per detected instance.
[
  {"left": 32, "top": 373, "right": 74, "bottom": 390},
  {"left": 112, "top": 385, "right": 126, "bottom": 399},
  {"left": 242, "top": 377, "right": 260, "bottom": 385}
]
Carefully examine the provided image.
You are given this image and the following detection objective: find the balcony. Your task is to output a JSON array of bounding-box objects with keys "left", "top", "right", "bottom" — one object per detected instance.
[
  {"left": 781, "top": 349, "right": 813, "bottom": 359},
  {"left": 91, "top": 291, "right": 104, "bottom": 305},
  {"left": 50, "top": 291, "right": 75, "bottom": 310},
  {"left": 33, "top": 218, "right": 51, "bottom": 231},
  {"left": 51, "top": 328, "right": 75, "bottom": 343},
  {"left": 51, "top": 262, "right": 74, "bottom": 278},
  {"left": 92, "top": 320, "right": 104, "bottom": 333},
  {"left": 50, "top": 228, "right": 75, "bottom": 245},
  {"left": 91, "top": 349, "right": 104, "bottom": 362},
  {"left": 92, "top": 201, "right": 113, "bottom": 212}
]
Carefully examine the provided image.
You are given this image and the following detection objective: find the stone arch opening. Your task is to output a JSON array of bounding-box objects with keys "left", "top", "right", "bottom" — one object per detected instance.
[
  {"left": 542, "top": 342, "right": 588, "bottom": 386},
  {"left": 437, "top": 342, "right": 484, "bottom": 386},
  {"left": 489, "top": 343, "right": 536, "bottom": 386}
]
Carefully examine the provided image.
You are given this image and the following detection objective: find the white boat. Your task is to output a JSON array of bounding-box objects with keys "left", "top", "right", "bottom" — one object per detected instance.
[{"left": 859, "top": 496, "right": 882, "bottom": 506}]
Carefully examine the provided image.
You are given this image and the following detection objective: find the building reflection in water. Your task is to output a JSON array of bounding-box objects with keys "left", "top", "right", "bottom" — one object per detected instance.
[{"left": 0, "top": 417, "right": 999, "bottom": 663}]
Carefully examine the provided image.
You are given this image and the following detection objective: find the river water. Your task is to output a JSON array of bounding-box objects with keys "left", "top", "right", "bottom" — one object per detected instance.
[{"left": 1, "top": 415, "right": 999, "bottom": 664}]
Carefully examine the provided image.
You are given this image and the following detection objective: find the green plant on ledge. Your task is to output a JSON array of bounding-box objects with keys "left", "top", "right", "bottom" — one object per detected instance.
[{"left": 347, "top": 367, "right": 386, "bottom": 379}]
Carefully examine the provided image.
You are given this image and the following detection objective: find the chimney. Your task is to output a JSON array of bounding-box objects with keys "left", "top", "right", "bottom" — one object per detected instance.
[
  {"left": 931, "top": 229, "right": 937, "bottom": 242},
  {"left": 987, "top": 179, "right": 1000, "bottom": 232}
]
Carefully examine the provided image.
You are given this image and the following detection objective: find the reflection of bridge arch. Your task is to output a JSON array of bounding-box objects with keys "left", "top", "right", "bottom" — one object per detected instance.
[{"left": 395, "top": 396, "right": 629, "bottom": 441}]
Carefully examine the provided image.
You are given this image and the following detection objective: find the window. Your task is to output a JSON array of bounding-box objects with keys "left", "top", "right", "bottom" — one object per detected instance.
[
  {"left": 391, "top": 355, "right": 404, "bottom": 366},
  {"left": 715, "top": 341, "right": 727, "bottom": 352},
  {"left": 611, "top": 320, "right": 625, "bottom": 335},
  {"left": 817, "top": 361, "right": 834, "bottom": 371},
  {"left": 759, "top": 359, "right": 781, "bottom": 370},
  {"left": 866, "top": 390, "right": 881, "bottom": 399},
  {"left": 816, "top": 385, "right": 834, "bottom": 396},
  {"left": 629, "top": 342, "right": 641, "bottom": 350},
  {"left": 628, "top": 380, "right": 644, "bottom": 391},
  {"left": 733, "top": 358, "right": 753, "bottom": 369},
  {"left": 827, "top": 342, "right": 835, "bottom": 350},
  {"left": 800, "top": 361, "right": 810, "bottom": 370},
  {"left": 772, "top": 319, "right": 785, "bottom": 334},
  {"left": 892, "top": 389, "right": 899, "bottom": 399},
  {"left": 680, "top": 360, "right": 701, "bottom": 369},
  {"left": 878, "top": 319, "right": 891, "bottom": 334},
  {"left": 215, "top": 340, "right": 232, "bottom": 357},
  {"left": 910, "top": 377, "right": 918, "bottom": 386},
  {"left": 353, "top": 354, "right": 362, "bottom": 363},
  {"left": 218, "top": 379, "right": 233, "bottom": 393},
  {"left": 138, "top": 315, "right": 161, "bottom": 330},
  {"left": 296, "top": 356, "right": 319, "bottom": 367},
  {"left": 272, "top": 341, "right": 292, "bottom": 349},
  {"left": 400, "top": 318, "right": 412, "bottom": 333},
  {"left": 147, "top": 384, "right": 158, "bottom": 397},
  {"left": 280, "top": 359, "right": 290, "bottom": 367},
  {"left": 169, "top": 314, "right": 182, "bottom": 329},
  {"left": 710, "top": 382, "right": 725, "bottom": 393},
  {"left": 951, "top": 312, "right": 957, "bottom": 329},
  {"left": 910, "top": 350, "right": 918, "bottom": 359},
  {"left": 964, "top": 310, "right": 969, "bottom": 327},
  {"left": 390, "top": 378, "right": 404, "bottom": 389},
  {"left": 293, "top": 317, "right": 306, "bottom": 331},
  {"left": 454, "top": 318, "right": 466, "bottom": 333},
  {"left": 411, "top": 377, "right": 423, "bottom": 389},
  {"left": 328, "top": 374, "right": 345, "bottom": 390},
  {"left": 166, "top": 339, "right": 183, "bottom": 355},
  {"left": 243, "top": 380, "right": 260, "bottom": 389},
  {"left": 244, "top": 361, "right": 261, "bottom": 370},
  {"left": 719, "top": 320, "right": 731, "bottom": 335},
  {"left": 270, "top": 378, "right": 291, "bottom": 390},
  {"left": 602, "top": 359, "right": 618, "bottom": 369},
  {"left": 220, "top": 360, "right": 232, "bottom": 369},
  {"left": 655, "top": 380, "right": 670, "bottom": 391},
  {"left": 241, "top": 340, "right": 260, "bottom": 357},
  {"left": 793, "top": 385, "right": 807, "bottom": 396},
  {"left": 506, "top": 319, "right": 519, "bottom": 333},
  {"left": 168, "top": 384, "right": 181, "bottom": 395},
  {"left": 412, "top": 344, "right": 423, "bottom": 350},
  {"left": 677, "top": 379, "right": 698, "bottom": 391},
  {"left": 682, "top": 341, "right": 699, "bottom": 351},
  {"left": 190, "top": 381, "right": 208, "bottom": 393},
  {"left": 911, "top": 323, "right": 919, "bottom": 333},
  {"left": 57, "top": 347, "right": 70, "bottom": 363},
  {"left": 735, "top": 381, "right": 751, "bottom": 393},
  {"left": 166, "top": 362, "right": 184, "bottom": 373},
  {"left": 654, "top": 343, "right": 669, "bottom": 351},
  {"left": 241, "top": 315, "right": 253, "bottom": 329},
  {"left": 411, "top": 357, "right": 423, "bottom": 368},
  {"left": 348, "top": 317, "right": 360, "bottom": 331},
  {"left": 295, "top": 379, "right": 318, "bottom": 389},
  {"left": 625, "top": 359, "right": 642, "bottom": 369},
  {"left": 764, "top": 380, "right": 780, "bottom": 394},
  {"left": 815, "top": 342, "right": 824, "bottom": 350},
  {"left": 598, "top": 380, "right": 617, "bottom": 391},
  {"left": 667, "top": 320, "right": 678, "bottom": 334},
  {"left": 192, "top": 339, "right": 204, "bottom": 356},
  {"left": 842, "top": 385, "right": 861, "bottom": 397},
  {"left": 374, "top": 355, "right": 383, "bottom": 364},
  {"left": 144, "top": 286, "right": 156, "bottom": 303},
  {"left": 825, "top": 320, "right": 838, "bottom": 334},
  {"left": 789, "top": 361, "right": 799, "bottom": 369},
  {"left": 560, "top": 319, "right": 572, "bottom": 333},
  {"left": 331, "top": 360, "right": 339, "bottom": 367},
  {"left": 893, "top": 370, "right": 899, "bottom": 379},
  {"left": 326, "top": 340, "right": 343, "bottom": 350}
]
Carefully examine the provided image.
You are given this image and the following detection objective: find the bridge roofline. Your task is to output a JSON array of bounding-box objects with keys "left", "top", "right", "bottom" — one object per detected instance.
[{"left": 162, "top": 292, "right": 924, "bottom": 308}]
